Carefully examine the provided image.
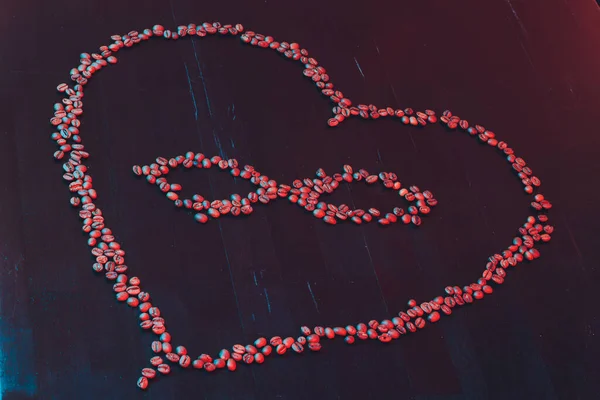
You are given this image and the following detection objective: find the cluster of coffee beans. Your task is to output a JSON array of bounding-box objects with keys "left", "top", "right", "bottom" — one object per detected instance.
[
  {"left": 133, "top": 153, "right": 438, "bottom": 227},
  {"left": 50, "top": 22, "right": 553, "bottom": 391}
]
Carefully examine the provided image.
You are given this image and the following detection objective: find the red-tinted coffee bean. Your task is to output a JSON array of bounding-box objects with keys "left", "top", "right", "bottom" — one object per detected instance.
[
  {"left": 233, "top": 344, "right": 246, "bottom": 354},
  {"left": 262, "top": 345, "right": 273, "bottom": 356},
  {"left": 204, "top": 363, "right": 216, "bottom": 372},
  {"left": 157, "top": 364, "right": 170, "bottom": 375},
  {"left": 226, "top": 358, "right": 237, "bottom": 371},
  {"left": 179, "top": 355, "right": 191, "bottom": 368},
  {"left": 137, "top": 377, "right": 148, "bottom": 390},
  {"left": 308, "top": 343, "right": 322, "bottom": 351}
]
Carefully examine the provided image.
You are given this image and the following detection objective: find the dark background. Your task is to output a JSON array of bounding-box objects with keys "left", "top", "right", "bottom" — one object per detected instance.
[{"left": 1, "top": 1, "right": 599, "bottom": 399}]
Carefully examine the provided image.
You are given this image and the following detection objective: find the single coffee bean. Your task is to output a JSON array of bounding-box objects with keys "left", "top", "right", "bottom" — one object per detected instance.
[
  {"left": 179, "top": 355, "right": 191, "bottom": 368},
  {"left": 157, "top": 364, "right": 170, "bottom": 375},
  {"left": 226, "top": 358, "right": 237, "bottom": 371},
  {"left": 308, "top": 343, "right": 322, "bottom": 351},
  {"left": 233, "top": 344, "right": 246, "bottom": 354},
  {"left": 137, "top": 377, "right": 149, "bottom": 390},
  {"left": 150, "top": 356, "right": 163, "bottom": 367},
  {"left": 162, "top": 342, "right": 172, "bottom": 354},
  {"left": 262, "top": 345, "right": 273, "bottom": 356},
  {"left": 204, "top": 363, "right": 216, "bottom": 372},
  {"left": 246, "top": 344, "right": 258, "bottom": 355}
]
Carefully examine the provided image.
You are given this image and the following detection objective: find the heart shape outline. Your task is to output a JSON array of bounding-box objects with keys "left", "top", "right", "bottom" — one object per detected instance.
[{"left": 50, "top": 22, "right": 554, "bottom": 391}]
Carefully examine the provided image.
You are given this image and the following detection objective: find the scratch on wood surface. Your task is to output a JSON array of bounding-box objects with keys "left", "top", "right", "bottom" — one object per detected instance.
[
  {"left": 505, "top": 0, "right": 529, "bottom": 37},
  {"left": 345, "top": 184, "right": 390, "bottom": 315},
  {"left": 306, "top": 281, "right": 320, "bottom": 313},
  {"left": 216, "top": 221, "right": 246, "bottom": 330},
  {"left": 183, "top": 63, "right": 199, "bottom": 120},
  {"left": 373, "top": 39, "right": 381, "bottom": 55},
  {"left": 169, "top": 0, "right": 177, "bottom": 21},
  {"left": 213, "top": 131, "right": 227, "bottom": 159},
  {"left": 354, "top": 57, "right": 365, "bottom": 79},
  {"left": 253, "top": 271, "right": 259, "bottom": 286},
  {"left": 390, "top": 84, "right": 399, "bottom": 104},
  {"left": 465, "top": 171, "right": 473, "bottom": 188},
  {"left": 263, "top": 288, "right": 272, "bottom": 314},
  {"left": 518, "top": 40, "right": 536, "bottom": 72},
  {"left": 562, "top": 216, "right": 584, "bottom": 262},
  {"left": 191, "top": 40, "right": 214, "bottom": 118}
]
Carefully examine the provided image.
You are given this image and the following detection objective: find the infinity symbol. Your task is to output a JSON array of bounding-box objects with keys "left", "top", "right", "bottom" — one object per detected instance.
[{"left": 132, "top": 152, "right": 438, "bottom": 226}]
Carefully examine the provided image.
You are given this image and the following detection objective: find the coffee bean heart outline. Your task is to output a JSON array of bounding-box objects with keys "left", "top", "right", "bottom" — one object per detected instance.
[
  {"left": 132, "top": 153, "right": 438, "bottom": 226},
  {"left": 50, "top": 22, "right": 554, "bottom": 391}
]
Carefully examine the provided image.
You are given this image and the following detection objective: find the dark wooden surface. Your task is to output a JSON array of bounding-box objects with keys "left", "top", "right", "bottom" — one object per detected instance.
[{"left": 1, "top": 1, "right": 599, "bottom": 399}]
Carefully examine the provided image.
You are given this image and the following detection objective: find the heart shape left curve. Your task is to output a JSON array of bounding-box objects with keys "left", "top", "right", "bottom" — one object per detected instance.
[{"left": 50, "top": 22, "right": 554, "bottom": 390}]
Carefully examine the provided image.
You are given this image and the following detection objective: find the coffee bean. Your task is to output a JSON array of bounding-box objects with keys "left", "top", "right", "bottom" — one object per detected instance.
[
  {"left": 204, "top": 363, "right": 216, "bottom": 372},
  {"left": 276, "top": 344, "right": 287, "bottom": 355},
  {"left": 441, "top": 305, "right": 452, "bottom": 315},
  {"left": 308, "top": 343, "right": 322, "bottom": 351},
  {"left": 415, "top": 318, "right": 426, "bottom": 329},
  {"left": 292, "top": 342, "right": 304, "bottom": 353},
  {"left": 427, "top": 312, "right": 440, "bottom": 323},
  {"left": 378, "top": 334, "right": 392, "bottom": 343},
  {"left": 137, "top": 377, "right": 149, "bottom": 390},
  {"left": 179, "top": 355, "right": 191, "bottom": 367},
  {"left": 262, "top": 345, "right": 273, "bottom": 356},
  {"left": 227, "top": 358, "right": 237, "bottom": 371},
  {"left": 233, "top": 344, "right": 246, "bottom": 354},
  {"left": 157, "top": 364, "right": 170, "bottom": 375},
  {"left": 283, "top": 337, "right": 295, "bottom": 348},
  {"left": 246, "top": 344, "right": 258, "bottom": 354}
]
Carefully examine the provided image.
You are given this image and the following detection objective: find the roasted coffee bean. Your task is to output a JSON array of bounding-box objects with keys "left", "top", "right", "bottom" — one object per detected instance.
[
  {"left": 262, "top": 345, "right": 273, "bottom": 356},
  {"left": 179, "top": 355, "right": 191, "bottom": 368},
  {"left": 308, "top": 342, "right": 322, "bottom": 351},
  {"left": 137, "top": 377, "right": 149, "bottom": 390},
  {"left": 427, "top": 312, "right": 441, "bottom": 323},
  {"left": 157, "top": 364, "right": 170, "bottom": 375},
  {"left": 254, "top": 337, "right": 267, "bottom": 348},
  {"left": 246, "top": 344, "right": 258, "bottom": 355},
  {"left": 276, "top": 344, "right": 287, "bottom": 355},
  {"left": 233, "top": 344, "right": 246, "bottom": 354},
  {"left": 226, "top": 358, "right": 237, "bottom": 371},
  {"left": 283, "top": 337, "right": 295, "bottom": 348},
  {"left": 204, "top": 363, "right": 216, "bottom": 372}
]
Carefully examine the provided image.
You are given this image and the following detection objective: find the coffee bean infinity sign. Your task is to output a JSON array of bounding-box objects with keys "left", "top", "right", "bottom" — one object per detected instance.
[
  {"left": 50, "top": 22, "right": 554, "bottom": 391},
  {"left": 132, "top": 154, "right": 438, "bottom": 226}
]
